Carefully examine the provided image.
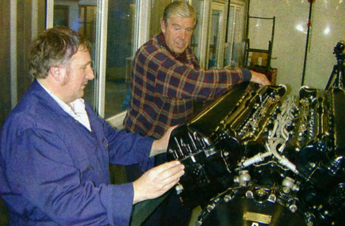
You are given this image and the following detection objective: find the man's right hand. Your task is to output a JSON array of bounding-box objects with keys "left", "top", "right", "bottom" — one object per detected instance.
[{"left": 132, "top": 160, "right": 185, "bottom": 204}]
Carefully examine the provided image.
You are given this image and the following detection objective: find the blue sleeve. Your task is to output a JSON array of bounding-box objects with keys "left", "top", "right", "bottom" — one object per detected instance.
[
  {"left": 102, "top": 119, "right": 155, "bottom": 172},
  {"left": 4, "top": 128, "right": 133, "bottom": 225}
]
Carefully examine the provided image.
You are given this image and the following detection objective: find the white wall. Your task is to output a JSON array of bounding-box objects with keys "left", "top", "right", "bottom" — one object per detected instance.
[{"left": 249, "top": 0, "right": 345, "bottom": 95}]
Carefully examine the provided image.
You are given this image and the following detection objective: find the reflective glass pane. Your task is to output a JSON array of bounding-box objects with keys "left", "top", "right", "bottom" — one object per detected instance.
[
  {"left": 150, "top": 0, "right": 171, "bottom": 38},
  {"left": 224, "top": 5, "right": 235, "bottom": 67},
  {"left": 191, "top": 0, "right": 203, "bottom": 61},
  {"left": 54, "top": 0, "right": 98, "bottom": 107},
  {"left": 105, "top": 0, "right": 136, "bottom": 118},
  {"left": 208, "top": 9, "right": 221, "bottom": 69},
  {"left": 225, "top": 4, "right": 245, "bottom": 68}
]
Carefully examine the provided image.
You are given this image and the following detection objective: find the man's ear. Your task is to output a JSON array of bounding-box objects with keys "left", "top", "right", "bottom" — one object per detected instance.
[
  {"left": 49, "top": 66, "right": 64, "bottom": 82},
  {"left": 160, "top": 19, "right": 166, "bottom": 33}
]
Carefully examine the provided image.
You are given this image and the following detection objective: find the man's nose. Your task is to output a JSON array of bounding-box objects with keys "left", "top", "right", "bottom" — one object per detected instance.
[
  {"left": 180, "top": 30, "right": 186, "bottom": 40},
  {"left": 88, "top": 66, "right": 95, "bottom": 80}
]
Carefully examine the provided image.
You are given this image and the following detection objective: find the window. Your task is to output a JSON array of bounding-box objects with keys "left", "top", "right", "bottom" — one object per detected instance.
[
  {"left": 150, "top": 0, "right": 172, "bottom": 38},
  {"left": 224, "top": 2, "right": 245, "bottom": 68},
  {"left": 190, "top": 0, "right": 206, "bottom": 67},
  {"left": 105, "top": 1, "right": 137, "bottom": 118},
  {"left": 52, "top": 0, "right": 139, "bottom": 120},
  {"left": 53, "top": 0, "right": 98, "bottom": 108},
  {"left": 206, "top": 1, "right": 227, "bottom": 69}
]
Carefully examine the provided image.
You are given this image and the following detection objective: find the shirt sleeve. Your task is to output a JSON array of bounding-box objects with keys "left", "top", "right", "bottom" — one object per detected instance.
[
  {"left": 5, "top": 128, "right": 133, "bottom": 226},
  {"left": 137, "top": 44, "right": 251, "bottom": 102}
]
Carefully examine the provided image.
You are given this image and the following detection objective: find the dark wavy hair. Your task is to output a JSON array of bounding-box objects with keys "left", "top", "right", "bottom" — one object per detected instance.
[{"left": 28, "top": 26, "right": 91, "bottom": 79}]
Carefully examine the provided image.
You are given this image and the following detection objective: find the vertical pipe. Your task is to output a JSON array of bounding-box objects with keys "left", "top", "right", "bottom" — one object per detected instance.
[
  {"left": 244, "top": 0, "right": 251, "bottom": 67},
  {"left": 301, "top": 0, "right": 313, "bottom": 86},
  {"left": 95, "top": 0, "right": 109, "bottom": 118},
  {"left": 10, "top": 0, "right": 17, "bottom": 109},
  {"left": 46, "top": 0, "right": 54, "bottom": 28},
  {"left": 31, "top": 0, "right": 38, "bottom": 40},
  {"left": 245, "top": 0, "right": 250, "bottom": 40}
]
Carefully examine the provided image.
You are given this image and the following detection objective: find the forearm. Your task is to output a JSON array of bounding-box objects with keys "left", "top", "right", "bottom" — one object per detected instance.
[
  {"left": 149, "top": 126, "right": 176, "bottom": 157},
  {"left": 156, "top": 62, "right": 251, "bottom": 101},
  {"left": 150, "top": 139, "right": 167, "bottom": 157}
]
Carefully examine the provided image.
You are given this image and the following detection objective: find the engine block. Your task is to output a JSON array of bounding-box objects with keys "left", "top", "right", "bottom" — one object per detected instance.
[{"left": 167, "top": 82, "right": 345, "bottom": 226}]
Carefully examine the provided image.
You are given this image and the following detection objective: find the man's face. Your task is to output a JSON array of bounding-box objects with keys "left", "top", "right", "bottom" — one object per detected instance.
[
  {"left": 161, "top": 16, "right": 194, "bottom": 55},
  {"left": 61, "top": 47, "right": 95, "bottom": 103}
]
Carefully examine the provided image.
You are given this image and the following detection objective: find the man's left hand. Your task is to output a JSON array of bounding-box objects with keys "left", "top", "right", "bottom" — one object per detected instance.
[{"left": 249, "top": 70, "right": 271, "bottom": 86}]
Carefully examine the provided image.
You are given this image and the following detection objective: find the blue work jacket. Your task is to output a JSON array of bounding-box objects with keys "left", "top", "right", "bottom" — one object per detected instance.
[{"left": 0, "top": 79, "right": 154, "bottom": 225}]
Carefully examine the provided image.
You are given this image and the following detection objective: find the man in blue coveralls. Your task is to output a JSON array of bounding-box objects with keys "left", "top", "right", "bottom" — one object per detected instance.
[{"left": 0, "top": 26, "right": 184, "bottom": 226}]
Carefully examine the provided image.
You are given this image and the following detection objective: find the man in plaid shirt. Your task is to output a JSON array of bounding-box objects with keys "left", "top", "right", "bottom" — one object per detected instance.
[
  {"left": 124, "top": 2, "right": 269, "bottom": 140},
  {"left": 123, "top": 1, "right": 270, "bottom": 225}
]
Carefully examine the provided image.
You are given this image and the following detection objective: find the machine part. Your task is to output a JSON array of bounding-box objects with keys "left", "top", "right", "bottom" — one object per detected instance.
[{"left": 167, "top": 83, "right": 345, "bottom": 225}]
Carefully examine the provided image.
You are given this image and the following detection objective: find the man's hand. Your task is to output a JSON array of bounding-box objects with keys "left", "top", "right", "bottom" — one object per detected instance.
[
  {"left": 132, "top": 160, "right": 185, "bottom": 204},
  {"left": 250, "top": 70, "right": 271, "bottom": 86}
]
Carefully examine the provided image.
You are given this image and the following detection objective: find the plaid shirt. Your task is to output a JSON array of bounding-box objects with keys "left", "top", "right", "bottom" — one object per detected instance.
[{"left": 124, "top": 32, "right": 251, "bottom": 139}]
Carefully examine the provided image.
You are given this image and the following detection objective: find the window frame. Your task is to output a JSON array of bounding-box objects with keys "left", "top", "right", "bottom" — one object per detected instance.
[
  {"left": 46, "top": 0, "right": 151, "bottom": 128},
  {"left": 205, "top": 1, "right": 228, "bottom": 69}
]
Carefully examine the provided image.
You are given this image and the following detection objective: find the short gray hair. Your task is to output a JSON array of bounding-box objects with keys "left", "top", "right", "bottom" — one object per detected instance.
[{"left": 162, "top": 1, "right": 197, "bottom": 27}]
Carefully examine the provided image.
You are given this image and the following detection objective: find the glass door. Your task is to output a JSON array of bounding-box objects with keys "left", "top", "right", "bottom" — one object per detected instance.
[
  {"left": 224, "top": 1, "right": 245, "bottom": 68},
  {"left": 51, "top": 0, "right": 104, "bottom": 112},
  {"left": 50, "top": 0, "right": 143, "bottom": 121},
  {"left": 52, "top": 1, "right": 98, "bottom": 108},
  {"left": 105, "top": 1, "right": 137, "bottom": 118},
  {"left": 206, "top": 1, "right": 227, "bottom": 69},
  {"left": 191, "top": 0, "right": 209, "bottom": 69}
]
